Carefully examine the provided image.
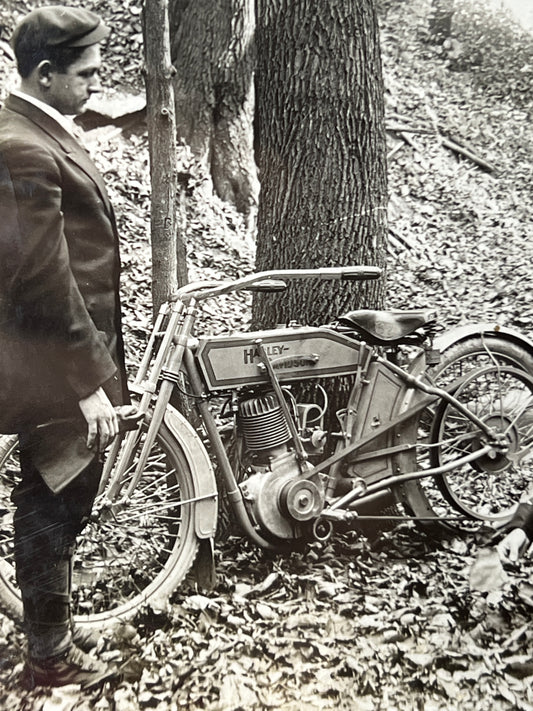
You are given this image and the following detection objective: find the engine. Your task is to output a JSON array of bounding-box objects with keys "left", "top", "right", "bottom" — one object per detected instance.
[{"left": 236, "top": 390, "right": 327, "bottom": 540}]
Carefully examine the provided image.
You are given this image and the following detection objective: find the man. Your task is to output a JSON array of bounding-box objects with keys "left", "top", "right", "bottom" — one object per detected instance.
[{"left": 0, "top": 6, "right": 129, "bottom": 688}]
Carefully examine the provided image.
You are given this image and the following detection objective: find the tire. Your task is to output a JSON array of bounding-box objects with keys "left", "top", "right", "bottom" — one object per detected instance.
[
  {"left": 409, "top": 336, "right": 533, "bottom": 531},
  {"left": 0, "top": 423, "right": 200, "bottom": 628}
]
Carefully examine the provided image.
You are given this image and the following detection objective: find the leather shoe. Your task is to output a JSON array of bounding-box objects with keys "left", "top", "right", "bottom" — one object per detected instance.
[
  {"left": 21, "top": 644, "right": 116, "bottom": 689},
  {"left": 72, "top": 624, "right": 104, "bottom": 652}
]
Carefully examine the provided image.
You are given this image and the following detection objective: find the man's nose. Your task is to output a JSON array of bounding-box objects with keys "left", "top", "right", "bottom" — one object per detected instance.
[{"left": 89, "top": 75, "right": 102, "bottom": 93}]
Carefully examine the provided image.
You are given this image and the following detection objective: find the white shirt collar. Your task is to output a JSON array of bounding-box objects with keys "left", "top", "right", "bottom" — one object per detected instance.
[{"left": 11, "top": 89, "right": 77, "bottom": 137}]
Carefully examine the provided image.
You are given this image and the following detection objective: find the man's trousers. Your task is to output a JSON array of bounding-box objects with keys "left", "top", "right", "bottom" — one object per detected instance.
[{"left": 12, "top": 441, "right": 102, "bottom": 659}]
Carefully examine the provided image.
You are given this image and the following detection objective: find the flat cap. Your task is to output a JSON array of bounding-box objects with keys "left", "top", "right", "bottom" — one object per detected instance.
[{"left": 11, "top": 5, "right": 110, "bottom": 50}]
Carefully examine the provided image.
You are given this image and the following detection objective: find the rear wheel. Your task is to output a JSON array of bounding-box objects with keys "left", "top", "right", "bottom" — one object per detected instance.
[
  {"left": 402, "top": 337, "right": 533, "bottom": 531},
  {"left": 0, "top": 423, "right": 200, "bottom": 628},
  {"left": 431, "top": 365, "right": 533, "bottom": 522}
]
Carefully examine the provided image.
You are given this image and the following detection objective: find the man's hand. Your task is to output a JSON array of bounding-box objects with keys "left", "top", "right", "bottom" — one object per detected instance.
[
  {"left": 497, "top": 528, "right": 529, "bottom": 563},
  {"left": 78, "top": 387, "right": 119, "bottom": 452}
]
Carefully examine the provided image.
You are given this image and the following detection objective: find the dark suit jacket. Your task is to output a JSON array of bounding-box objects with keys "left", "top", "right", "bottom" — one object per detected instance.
[{"left": 0, "top": 93, "right": 128, "bottom": 436}]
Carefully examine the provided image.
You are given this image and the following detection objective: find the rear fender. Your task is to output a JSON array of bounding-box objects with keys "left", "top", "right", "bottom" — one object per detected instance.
[
  {"left": 409, "top": 323, "right": 533, "bottom": 378},
  {"left": 399, "top": 322, "right": 533, "bottom": 426},
  {"left": 163, "top": 405, "right": 218, "bottom": 539},
  {"left": 435, "top": 323, "right": 533, "bottom": 353}
]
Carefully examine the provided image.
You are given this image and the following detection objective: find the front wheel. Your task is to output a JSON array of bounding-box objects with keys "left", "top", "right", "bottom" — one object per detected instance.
[{"left": 0, "top": 422, "right": 200, "bottom": 628}]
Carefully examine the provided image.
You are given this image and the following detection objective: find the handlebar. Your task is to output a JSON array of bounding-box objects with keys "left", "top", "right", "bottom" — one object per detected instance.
[
  {"left": 171, "top": 266, "right": 382, "bottom": 302},
  {"left": 246, "top": 279, "right": 288, "bottom": 293}
]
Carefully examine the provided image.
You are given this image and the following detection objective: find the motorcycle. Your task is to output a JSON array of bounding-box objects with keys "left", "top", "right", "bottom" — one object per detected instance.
[{"left": 1, "top": 266, "right": 532, "bottom": 631}]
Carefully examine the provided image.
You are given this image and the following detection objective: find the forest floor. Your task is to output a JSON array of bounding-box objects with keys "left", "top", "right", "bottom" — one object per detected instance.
[{"left": 0, "top": 0, "right": 533, "bottom": 709}]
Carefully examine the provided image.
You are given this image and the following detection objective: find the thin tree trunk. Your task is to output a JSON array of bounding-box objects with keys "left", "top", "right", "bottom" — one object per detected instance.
[{"left": 144, "top": 0, "right": 188, "bottom": 316}]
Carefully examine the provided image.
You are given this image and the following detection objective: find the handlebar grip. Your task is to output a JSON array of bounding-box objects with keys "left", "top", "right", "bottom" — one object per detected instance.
[
  {"left": 314, "top": 267, "right": 382, "bottom": 280},
  {"left": 339, "top": 267, "right": 382, "bottom": 280}
]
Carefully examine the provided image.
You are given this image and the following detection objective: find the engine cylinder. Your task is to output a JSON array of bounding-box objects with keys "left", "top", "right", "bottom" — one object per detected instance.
[{"left": 238, "top": 393, "right": 291, "bottom": 451}]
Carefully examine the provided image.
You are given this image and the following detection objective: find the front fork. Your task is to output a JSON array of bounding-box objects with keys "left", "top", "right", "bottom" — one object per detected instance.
[
  {"left": 182, "top": 349, "right": 287, "bottom": 550},
  {"left": 99, "top": 298, "right": 197, "bottom": 500}
]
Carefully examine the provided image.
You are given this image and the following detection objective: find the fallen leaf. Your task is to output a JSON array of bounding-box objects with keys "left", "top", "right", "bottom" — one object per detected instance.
[{"left": 469, "top": 547, "right": 508, "bottom": 593}]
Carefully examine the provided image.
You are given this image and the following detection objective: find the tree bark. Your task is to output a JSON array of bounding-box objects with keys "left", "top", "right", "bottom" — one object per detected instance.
[
  {"left": 253, "top": 0, "right": 388, "bottom": 329},
  {"left": 144, "top": 0, "right": 188, "bottom": 315},
  {"left": 169, "top": 0, "right": 258, "bottom": 226}
]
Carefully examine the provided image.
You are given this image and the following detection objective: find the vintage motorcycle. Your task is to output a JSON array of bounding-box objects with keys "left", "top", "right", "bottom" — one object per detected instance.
[{"left": 1, "top": 266, "right": 533, "bottom": 631}]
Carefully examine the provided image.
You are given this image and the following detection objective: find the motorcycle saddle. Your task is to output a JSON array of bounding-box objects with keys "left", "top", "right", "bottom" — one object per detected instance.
[{"left": 337, "top": 309, "right": 437, "bottom": 345}]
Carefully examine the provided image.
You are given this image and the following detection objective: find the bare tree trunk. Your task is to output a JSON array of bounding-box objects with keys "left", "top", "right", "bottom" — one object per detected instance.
[
  {"left": 253, "top": 0, "right": 388, "bottom": 329},
  {"left": 144, "top": 0, "right": 188, "bottom": 315},
  {"left": 169, "top": 0, "right": 258, "bottom": 226}
]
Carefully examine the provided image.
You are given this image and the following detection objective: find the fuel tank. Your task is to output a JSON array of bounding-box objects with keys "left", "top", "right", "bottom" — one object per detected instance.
[{"left": 194, "top": 326, "right": 370, "bottom": 392}]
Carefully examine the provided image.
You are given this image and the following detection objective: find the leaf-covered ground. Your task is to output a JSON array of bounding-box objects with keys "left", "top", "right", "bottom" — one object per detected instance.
[
  {"left": 1, "top": 0, "right": 533, "bottom": 709},
  {"left": 383, "top": 0, "right": 533, "bottom": 331}
]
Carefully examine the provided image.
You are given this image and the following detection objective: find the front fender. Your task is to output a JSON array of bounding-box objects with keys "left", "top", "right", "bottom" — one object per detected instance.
[{"left": 164, "top": 405, "right": 218, "bottom": 539}]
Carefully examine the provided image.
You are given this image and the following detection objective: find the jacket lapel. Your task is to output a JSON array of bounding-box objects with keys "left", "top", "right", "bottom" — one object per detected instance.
[
  {"left": 63, "top": 139, "right": 113, "bottom": 217},
  {"left": 5, "top": 94, "right": 113, "bottom": 216}
]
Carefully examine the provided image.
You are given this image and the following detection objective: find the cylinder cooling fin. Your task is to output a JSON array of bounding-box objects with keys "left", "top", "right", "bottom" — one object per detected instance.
[{"left": 237, "top": 393, "right": 291, "bottom": 451}]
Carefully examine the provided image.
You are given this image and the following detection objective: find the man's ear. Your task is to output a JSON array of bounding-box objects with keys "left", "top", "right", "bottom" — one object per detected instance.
[{"left": 36, "top": 60, "right": 54, "bottom": 87}]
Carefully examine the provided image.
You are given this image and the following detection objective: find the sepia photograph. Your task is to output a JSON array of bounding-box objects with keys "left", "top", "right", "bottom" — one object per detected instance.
[{"left": 0, "top": 0, "right": 532, "bottom": 708}]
